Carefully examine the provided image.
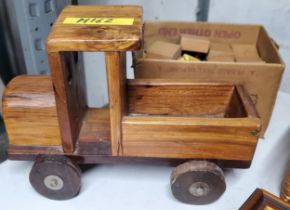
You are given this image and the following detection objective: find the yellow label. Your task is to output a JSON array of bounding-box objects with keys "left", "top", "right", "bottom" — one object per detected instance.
[{"left": 63, "top": 17, "right": 134, "bottom": 25}]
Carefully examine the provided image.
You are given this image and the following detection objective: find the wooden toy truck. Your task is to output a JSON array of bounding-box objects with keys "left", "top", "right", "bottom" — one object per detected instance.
[{"left": 2, "top": 5, "right": 261, "bottom": 204}]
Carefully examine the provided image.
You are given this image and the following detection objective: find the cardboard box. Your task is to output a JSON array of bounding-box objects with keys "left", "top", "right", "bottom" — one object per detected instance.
[
  {"left": 133, "top": 21, "right": 285, "bottom": 136},
  {"left": 180, "top": 34, "right": 210, "bottom": 53},
  {"left": 145, "top": 40, "right": 181, "bottom": 59}
]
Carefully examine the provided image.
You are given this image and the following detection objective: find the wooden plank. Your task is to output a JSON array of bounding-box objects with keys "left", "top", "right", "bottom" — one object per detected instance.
[
  {"left": 122, "top": 116, "right": 261, "bottom": 161},
  {"left": 105, "top": 51, "right": 127, "bottom": 156},
  {"left": 48, "top": 52, "right": 86, "bottom": 153},
  {"left": 123, "top": 142, "right": 254, "bottom": 161},
  {"left": 7, "top": 144, "right": 252, "bottom": 168},
  {"left": 2, "top": 75, "right": 61, "bottom": 146},
  {"left": 46, "top": 5, "right": 143, "bottom": 52},
  {"left": 127, "top": 80, "right": 234, "bottom": 116}
]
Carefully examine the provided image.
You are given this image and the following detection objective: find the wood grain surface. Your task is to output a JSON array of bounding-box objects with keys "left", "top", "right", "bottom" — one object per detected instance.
[
  {"left": 79, "top": 108, "right": 110, "bottom": 143},
  {"left": 46, "top": 5, "right": 143, "bottom": 52},
  {"left": 48, "top": 52, "right": 86, "bottom": 153},
  {"left": 105, "top": 52, "right": 127, "bottom": 156},
  {"left": 7, "top": 144, "right": 252, "bottom": 168},
  {"left": 2, "top": 75, "right": 61, "bottom": 146},
  {"left": 122, "top": 116, "right": 260, "bottom": 161},
  {"left": 127, "top": 79, "right": 234, "bottom": 117}
]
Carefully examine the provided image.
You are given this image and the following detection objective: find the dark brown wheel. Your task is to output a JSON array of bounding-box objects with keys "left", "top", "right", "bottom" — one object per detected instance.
[
  {"left": 170, "top": 160, "right": 226, "bottom": 205},
  {"left": 29, "top": 155, "right": 81, "bottom": 200}
]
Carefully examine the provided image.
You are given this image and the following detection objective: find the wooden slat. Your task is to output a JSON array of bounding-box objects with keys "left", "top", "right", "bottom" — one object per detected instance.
[
  {"left": 2, "top": 75, "right": 61, "bottom": 146},
  {"left": 127, "top": 80, "right": 234, "bottom": 116},
  {"left": 6, "top": 144, "right": 251, "bottom": 168},
  {"left": 105, "top": 51, "right": 127, "bottom": 156},
  {"left": 123, "top": 142, "right": 254, "bottom": 161},
  {"left": 48, "top": 52, "right": 86, "bottom": 153},
  {"left": 46, "top": 5, "right": 143, "bottom": 52},
  {"left": 122, "top": 115, "right": 261, "bottom": 161}
]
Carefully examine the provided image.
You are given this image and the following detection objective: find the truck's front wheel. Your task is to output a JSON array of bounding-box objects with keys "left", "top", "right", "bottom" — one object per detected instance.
[{"left": 29, "top": 155, "right": 81, "bottom": 200}]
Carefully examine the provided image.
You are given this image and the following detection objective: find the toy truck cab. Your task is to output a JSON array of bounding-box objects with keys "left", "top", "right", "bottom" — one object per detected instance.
[{"left": 2, "top": 5, "right": 261, "bottom": 204}]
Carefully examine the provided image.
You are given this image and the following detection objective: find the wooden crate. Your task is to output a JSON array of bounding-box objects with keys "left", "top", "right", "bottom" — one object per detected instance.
[
  {"left": 240, "top": 188, "right": 290, "bottom": 210},
  {"left": 281, "top": 163, "right": 290, "bottom": 202}
]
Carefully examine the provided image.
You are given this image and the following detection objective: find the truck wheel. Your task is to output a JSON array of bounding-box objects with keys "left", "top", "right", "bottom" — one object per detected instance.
[
  {"left": 29, "top": 155, "right": 81, "bottom": 200},
  {"left": 170, "top": 160, "right": 225, "bottom": 205}
]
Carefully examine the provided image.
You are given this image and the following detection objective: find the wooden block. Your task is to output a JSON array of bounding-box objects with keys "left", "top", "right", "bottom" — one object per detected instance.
[
  {"left": 146, "top": 41, "right": 181, "bottom": 59},
  {"left": 180, "top": 34, "right": 210, "bottom": 53},
  {"left": 210, "top": 42, "right": 232, "bottom": 54},
  {"left": 231, "top": 43, "right": 262, "bottom": 61},
  {"left": 207, "top": 51, "right": 235, "bottom": 62},
  {"left": 2, "top": 76, "right": 61, "bottom": 146},
  {"left": 46, "top": 5, "right": 143, "bottom": 52},
  {"left": 207, "top": 42, "right": 235, "bottom": 62},
  {"left": 231, "top": 43, "right": 259, "bottom": 57},
  {"left": 78, "top": 108, "right": 111, "bottom": 156}
]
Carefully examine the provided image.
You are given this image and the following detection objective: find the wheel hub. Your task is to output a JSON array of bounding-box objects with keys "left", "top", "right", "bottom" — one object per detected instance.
[
  {"left": 44, "top": 175, "right": 64, "bottom": 191},
  {"left": 189, "top": 182, "right": 210, "bottom": 197}
]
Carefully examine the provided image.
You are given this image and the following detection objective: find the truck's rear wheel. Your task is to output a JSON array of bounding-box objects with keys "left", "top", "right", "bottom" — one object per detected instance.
[
  {"left": 29, "top": 155, "right": 81, "bottom": 200},
  {"left": 170, "top": 160, "right": 225, "bottom": 205}
]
